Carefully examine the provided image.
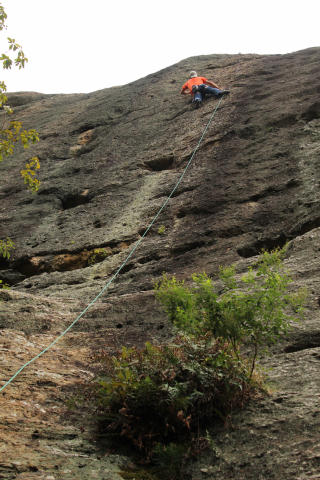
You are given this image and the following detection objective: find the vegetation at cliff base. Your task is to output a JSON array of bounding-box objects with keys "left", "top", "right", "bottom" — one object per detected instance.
[
  {"left": 86, "top": 247, "right": 306, "bottom": 478},
  {"left": 96, "top": 335, "right": 252, "bottom": 448}
]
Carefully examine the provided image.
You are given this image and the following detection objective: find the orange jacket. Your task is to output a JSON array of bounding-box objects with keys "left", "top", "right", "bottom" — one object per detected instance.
[{"left": 181, "top": 76, "right": 208, "bottom": 94}]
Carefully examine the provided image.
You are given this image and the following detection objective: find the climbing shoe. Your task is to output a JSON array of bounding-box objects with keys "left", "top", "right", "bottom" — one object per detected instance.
[
  {"left": 194, "top": 99, "right": 202, "bottom": 108},
  {"left": 219, "top": 90, "right": 230, "bottom": 96}
]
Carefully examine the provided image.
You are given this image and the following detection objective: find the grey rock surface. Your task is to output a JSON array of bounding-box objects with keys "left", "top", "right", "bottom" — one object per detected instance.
[{"left": 0, "top": 48, "right": 320, "bottom": 479}]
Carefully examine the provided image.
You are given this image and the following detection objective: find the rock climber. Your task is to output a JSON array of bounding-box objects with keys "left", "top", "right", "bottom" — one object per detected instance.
[{"left": 181, "top": 71, "right": 230, "bottom": 108}]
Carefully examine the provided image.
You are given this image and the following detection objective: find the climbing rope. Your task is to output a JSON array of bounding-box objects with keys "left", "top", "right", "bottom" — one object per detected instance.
[{"left": 0, "top": 96, "right": 225, "bottom": 393}]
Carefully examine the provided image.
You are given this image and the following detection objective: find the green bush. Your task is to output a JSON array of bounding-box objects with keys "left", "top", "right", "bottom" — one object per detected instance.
[
  {"left": 155, "top": 247, "right": 306, "bottom": 375},
  {"left": 94, "top": 335, "right": 254, "bottom": 459}
]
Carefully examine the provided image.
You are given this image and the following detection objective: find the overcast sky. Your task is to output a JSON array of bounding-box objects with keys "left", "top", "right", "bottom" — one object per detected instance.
[{"left": 0, "top": 0, "right": 319, "bottom": 94}]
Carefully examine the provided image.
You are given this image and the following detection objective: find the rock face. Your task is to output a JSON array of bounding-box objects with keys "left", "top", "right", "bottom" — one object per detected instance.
[{"left": 0, "top": 48, "right": 320, "bottom": 479}]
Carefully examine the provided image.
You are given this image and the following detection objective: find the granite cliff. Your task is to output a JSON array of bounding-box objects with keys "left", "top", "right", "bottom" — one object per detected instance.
[{"left": 0, "top": 48, "right": 320, "bottom": 479}]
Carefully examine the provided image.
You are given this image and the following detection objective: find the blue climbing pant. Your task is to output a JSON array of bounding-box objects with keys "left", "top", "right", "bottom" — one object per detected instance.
[{"left": 192, "top": 84, "right": 222, "bottom": 103}]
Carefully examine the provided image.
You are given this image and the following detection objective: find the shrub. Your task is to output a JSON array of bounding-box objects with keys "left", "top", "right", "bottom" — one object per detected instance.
[
  {"left": 93, "top": 335, "right": 254, "bottom": 459},
  {"left": 155, "top": 247, "right": 306, "bottom": 375}
]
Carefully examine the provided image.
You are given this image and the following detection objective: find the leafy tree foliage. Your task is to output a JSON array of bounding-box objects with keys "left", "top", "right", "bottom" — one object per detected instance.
[{"left": 0, "top": 2, "right": 40, "bottom": 260}]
